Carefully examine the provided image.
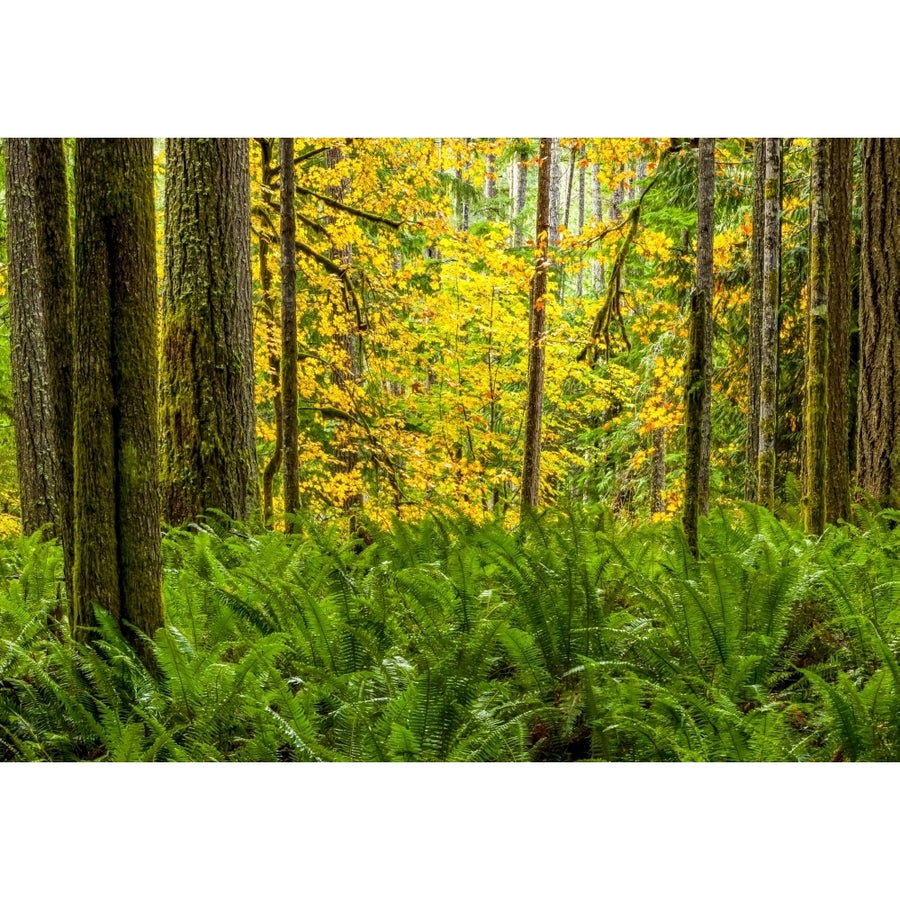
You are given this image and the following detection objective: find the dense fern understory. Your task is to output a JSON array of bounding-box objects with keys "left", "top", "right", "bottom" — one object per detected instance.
[{"left": 1, "top": 502, "right": 899, "bottom": 762}]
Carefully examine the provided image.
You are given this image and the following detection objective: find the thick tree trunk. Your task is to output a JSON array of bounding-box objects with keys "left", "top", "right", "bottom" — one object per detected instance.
[
  {"left": 73, "top": 138, "right": 162, "bottom": 660},
  {"left": 696, "top": 139, "right": 715, "bottom": 514},
  {"left": 4, "top": 139, "right": 59, "bottom": 536},
  {"left": 857, "top": 139, "right": 900, "bottom": 508},
  {"left": 825, "top": 139, "right": 853, "bottom": 523},
  {"left": 161, "top": 139, "right": 258, "bottom": 525},
  {"left": 280, "top": 138, "right": 300, "bottom": 528},
  {"left": 520, "top": 138, "right": 552, "bottom": 513},
  {"left": 745, "top": 138, "right": 765, "bottom": 502},
  {"left": 758, "top": 138, "right": 782, "bottom": 510},
  {"left": 683, "top": 139, "right": 715, "bottom": 553},
  {"left": 803, "top": 139, "right": 829, "bottom": 534},
  {"left": 30, "top": 139, "right": 76, "bottom": 601}
]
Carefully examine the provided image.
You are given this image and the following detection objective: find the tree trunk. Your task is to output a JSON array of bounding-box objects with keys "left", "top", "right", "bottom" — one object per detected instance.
[
  {"left": 520, "top": 138, "right": 552, "bottom": 514},
  {"left": 548, "top": 138, "right": 561, "bottom": 247},
  {"left": 803, "top": 139, "right": 829, "bottom": 534},
  {"left": 255, "top": 139, "right": 282, "bottom": 527},
  {"left": 161, "top": 139, "right": 258, "bottom": 525},
  {"left": 280, "top": 138, "right": 300, "bottom": 528},
  {"left": 591, "top": 162, "right": 605, "bottom": 294},
  {"left": 857, "top": 139, "right": 900, "bottom": 508},
  {"left": 757, "top": 138, "right": 782, "bottom": 510},
  {"left": 825, "top": 139, "right": 853, "bottom": 523},
  {"left": 4, "top": 138, "right": 59, "bottom": 536},
  {"left": 30, "top": 139, "right": 76, "bottom": 602},
  {"left": 73, "top": 138, "right": 162, "bottom": 661},
  {"left": 697, "top": 139, "right": 716, "bottom": 514},
  {"left": 576, "top": 149, "right": 586, "bottom": 297},
  {"left": 485, "top": 150, "right": 497, "bottom": 202},
  {"left": 683, "top": 139, "right": 715, "bottom": 553},
  {"left": 650, "top": 407, "right": 666, "bottom": 516},
  {"left": 513, "top": 144, "right": 529, "bottom": 247},
  {"left": 745, "top": 138, "right": 765, "bottom": 502}
]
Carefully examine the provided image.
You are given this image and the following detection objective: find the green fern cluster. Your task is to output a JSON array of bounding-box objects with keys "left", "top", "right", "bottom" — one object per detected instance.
[{"left": 2, "top": 503, "right": 900, "bottom": 761}]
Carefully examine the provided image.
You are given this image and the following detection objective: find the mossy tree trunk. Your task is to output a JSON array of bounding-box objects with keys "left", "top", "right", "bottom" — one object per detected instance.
[
  {"left": 31, "top": 138, "right": 76, "bottom": 603},
  {"left": 696, "top": 139, "right": 716, "bottom": 514},
  {"left": 280, "top": 138, "right": 300, "bottom": 528},
  {"left": 255, "top": 138, "right": 283, "bottom": 527},
  {"left": 520, "top": 138, "right": 552, "bottom": 514},
  {"left": 73, "top": 138, "right": 162, "bottom": 661},
  {"left": 857, "top": 139, "right": 900, "bottom": 508},
  {"left": 745, "top": 138, "right": 765, "bottom": 502},
  {"left": 4, "top": 138, "right": 59, "bottom": 537},
  {"left": 825, "top": 139, "right": 854, "bottom": 523},
  {"left": 802, "top": 138, "right": 828, "bottom": 534},
  {"left": 682, "top": 139, "right": 715, "bottom": 555},
  {"left": 757, "top": 138, "right": 782, "bottom": 510},
  {"left": 161, "top": 139, "right": 258, "bottom": 525}
]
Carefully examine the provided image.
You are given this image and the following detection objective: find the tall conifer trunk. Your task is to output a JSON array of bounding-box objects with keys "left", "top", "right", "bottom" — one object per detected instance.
[
  {"left": 825, "top": 139, "right": 853, "bottom": 523},
  {"left": 73, "top": 138, "right": 162, "bottom": 660},
  {"left": 4, "top": 138, "right": 59, "bottom": 536},
  {"left": 697, "top": 139, "right": 715, "bottom": 514},
  {"left": 683, "top": 139, "right": 715, "bottom": 554},
  {"left": 757, "top": 138, "right": 782, "bottom": 510},
  {"left": 745, "top": 138, "right": 765, "bottom": 502},
  {"left": 857, "top": 139, "right": 900, "bottom": 508},
  {"left": 161, "top": 138, "right": 258, "bottom": 525},
  {"left": 30, "top": 138, "right": 76, "bottom": 601},
  {"left": 520, "top": 138, "right": 552, "bottom": 513},
  {"left": 803, "top": 139, "right": 828, "bottom": 534},
  {"left": 280, "top": 138, "right": 300, "bottom": 527}
]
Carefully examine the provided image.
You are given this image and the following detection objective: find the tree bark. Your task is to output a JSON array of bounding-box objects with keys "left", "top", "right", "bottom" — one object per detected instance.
[
  {"left": 513, "top": 144, "right": 529, "bottom": 247},
  {"left": 757, "top": 138, "right": 782, "bottom": 510},
  {"left": 697, "top": 139, "right": 716, "bottom": 514},
  {"left": 548, "top": 138, "right": 561, "bottom": 247},
  {"left": 255, "top": 139, "right": 282, "bottom": 527},
  {"left": 520, "top": 138, "right": 552, "bottom": 513},
  {"left": 825, "top": 139, "right": 853, "bottom": 523},
  {"left": 576, "top": 149, "right": 586, "bottom": 297},
  {"left": 161, "top": 139, "right": 258, "bottom": 525},
  {"left": 30, "top": 139, "right": 76, "bottom": 601},
  {"left": 591, "top": 162, "right": 605, "bottom": 294},
  {"left": 745, "top": 138, "right": 765, "bottom": 502},
  {"left": 683, "top": 139, "right": 715, "bottom": 553},
  {"left": 803, "top": 139, "right": 829, "bottom": 534},
  {"left": 4, "top": 138, "right": 59, "bottom": 537},
  {"left": 857, "top": 139, "right": 900, "bottom": 508},
  {"left": 73, "top": 138, "right": 162, "bottom": 661},
  {"left": 280, "top": 138, "right": 300, "bottom": 528}
]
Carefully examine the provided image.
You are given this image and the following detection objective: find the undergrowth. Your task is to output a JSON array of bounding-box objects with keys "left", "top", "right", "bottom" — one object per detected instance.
[{"left": 2, "top": 502, "right": 900, "bottom": 761}]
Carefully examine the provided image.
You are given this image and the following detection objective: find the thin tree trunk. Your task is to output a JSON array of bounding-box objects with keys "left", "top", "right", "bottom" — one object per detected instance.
[
  {"left": 161, "top": 139, "right": 258, "bottom": 524},
  {"left": 803, "top": 139, "right": 829, "bottom": 534},
  {"left": 514, "top": 145, "right": 529, "bottom": 247},
  {"left": 697, "top": 139, "right": 716, "bottom": 514},
  {"left": 73, "top": 138, "right": 162, "bottom": 662},
  {"left": 280, "top": 138, "right": 300, "bottom": 528},
  {"left": 745, "top": 138, "right": 765, "bottom": 502},
  {"left": 255, "top": 139, "right": 282, "bottom": 527},
  {"left": 548, "top": 138, "right": 561, "bottom": 247},
  {"left": 591, "top": 162, "right": 605, "bottom": 294},
  {"left": 758, "top": 138, "right": 782, "bottom": 510},
  {"left": 857, "top": 139, "right": 900, "bottom": 508},
  {"left": 650, "top": 406, "right": 666, "bottom": 516},
  {"left": 520, "top": 138, "right": 552, "bottom": 513},
  {"left": 683, "top": 139, "right": 715, "bottom": 553},
  {"left": 31, "top": 138, "right": 76, "bottom": 602},
  {"left": 825, "top": 139, "right": 853, "bottom": 523},
  {"left": 485, "top": 150, "right": 497, "bottom": 202},
  {"left": 576, "top": 149, "right": 586, "bottom": 297},
  {"left": 4, "top": 139, "right": 59, "bottom": 535}
]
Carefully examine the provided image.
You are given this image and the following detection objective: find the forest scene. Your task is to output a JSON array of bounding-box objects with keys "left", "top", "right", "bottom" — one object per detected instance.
[{"left": 1, "top": 134, "right": 900, "bottom": 764}]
